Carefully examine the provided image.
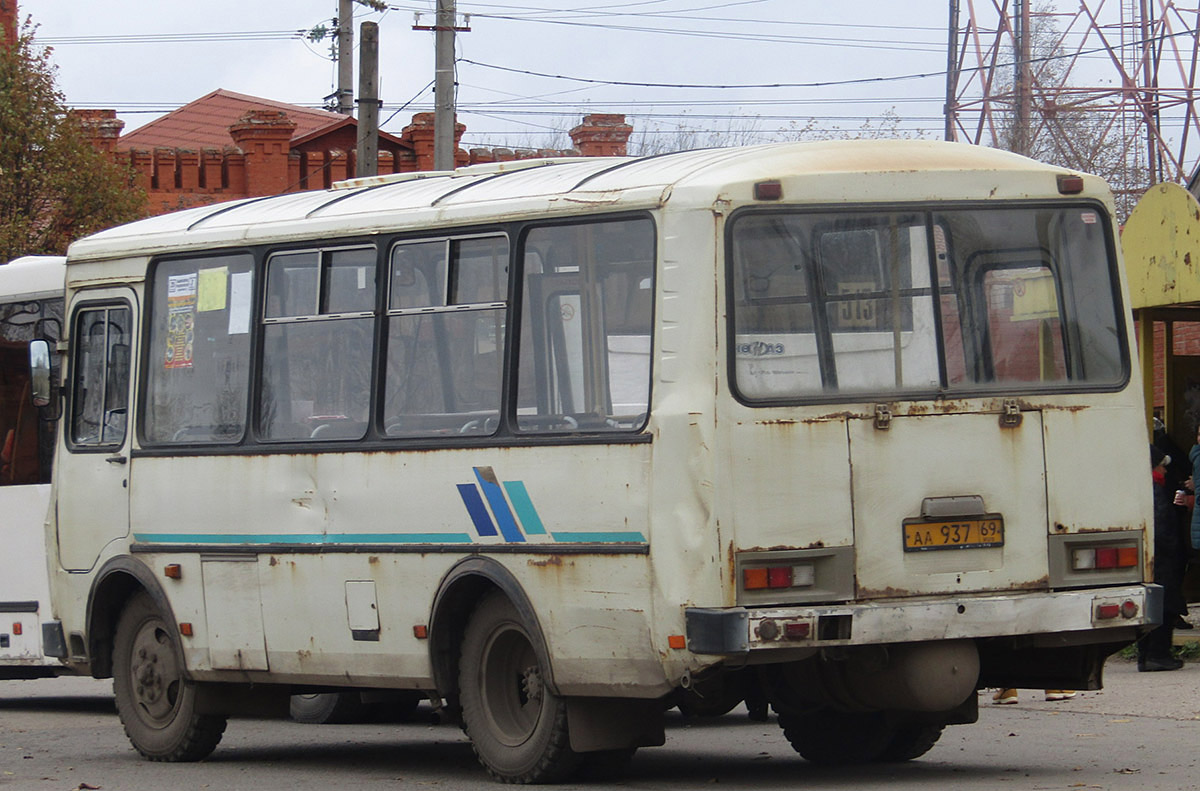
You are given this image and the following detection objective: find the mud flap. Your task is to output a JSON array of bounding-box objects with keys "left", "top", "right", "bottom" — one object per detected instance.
[{"left": 566, "top": 697, "right": 666, "bottom": 752}]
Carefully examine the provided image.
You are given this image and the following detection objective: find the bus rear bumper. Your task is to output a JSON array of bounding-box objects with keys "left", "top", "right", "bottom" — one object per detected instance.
[{"left": 685, "top": 584, "right": 1160, "bottom": 655}]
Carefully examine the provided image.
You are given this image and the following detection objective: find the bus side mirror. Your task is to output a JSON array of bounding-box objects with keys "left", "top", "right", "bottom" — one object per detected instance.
[{"left": 29, "top": 339, "right": 53, "bottom": 409}]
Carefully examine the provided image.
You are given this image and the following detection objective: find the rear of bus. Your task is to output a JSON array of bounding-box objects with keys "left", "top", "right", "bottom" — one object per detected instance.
[{"left": 686, "top": 142, "right": 1154, "bottom": 757}]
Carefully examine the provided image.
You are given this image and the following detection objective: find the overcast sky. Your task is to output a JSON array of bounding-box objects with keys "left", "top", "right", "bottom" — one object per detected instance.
[
  {"left": 16, "top": 1, "right": 963, "bottom": 150},
  {"left": 12, "top": 1, "right": 1175, "bottom": 158}
]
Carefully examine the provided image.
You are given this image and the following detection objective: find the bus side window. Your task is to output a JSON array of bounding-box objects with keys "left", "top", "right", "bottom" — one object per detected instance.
[
  {"left": 70, "top": 306, "right": 130, "bottom": 448},
  {"left": 143, "top": 255, "right": 255, "bottom": 445},
  {"left": 260, "top": 247, "right": 375, "bottom": 442},
  {"left": 383, "top": 235, "right": 508, "bottom": 437},
  {"left": 516, "top": 217, "right": 654, "bottom": 433}
]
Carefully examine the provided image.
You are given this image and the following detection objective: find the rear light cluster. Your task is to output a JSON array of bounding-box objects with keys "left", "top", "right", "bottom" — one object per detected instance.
[
  {"left": 1094, "top": 599, "right": 1139, "bottom": 620},
  {"left": 742, "top": 564, "right": 815, "bottom": 591},
  {"left": 755, "top": 617, "right": 813, "bottom": 642},
  {"left": 1071, "top": 545, "right": 1138, "bottom": 571}
]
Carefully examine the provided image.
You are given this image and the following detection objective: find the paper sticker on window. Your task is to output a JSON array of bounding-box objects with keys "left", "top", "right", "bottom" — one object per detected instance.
[
  {"left": 165, "top": 273, "right": 197, "bottom": 369},
  {"left": 198, "top": 267, "right": 228, "bottom": 312},
  {"left": 228, "top": 272, "right": 253, "bottom": 335},
  {"left": 1081, "top": 211, "right": 1097, "bottom": 224}
]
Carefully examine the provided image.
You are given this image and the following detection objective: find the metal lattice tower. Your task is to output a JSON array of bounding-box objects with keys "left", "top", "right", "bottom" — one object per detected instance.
[{"left": 946, "top": 1, "right": 1200, "bottom": 217}]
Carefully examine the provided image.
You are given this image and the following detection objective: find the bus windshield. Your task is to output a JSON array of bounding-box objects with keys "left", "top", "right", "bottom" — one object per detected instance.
[{"left": 729, "top": 204, "right": 1126, "bottom": 402}]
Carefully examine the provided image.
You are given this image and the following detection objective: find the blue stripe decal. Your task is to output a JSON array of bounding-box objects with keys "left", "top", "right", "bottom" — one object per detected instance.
[
  {"left": 550, "top": 532, "right": 648, "bottom": 543},
  {"left": 456, "top": 483, "right": 497, "bottom": 537},
  {"left": 133, "top": 533, "right": 475, "bottom": 544},
  {"left": 503, "top": 481, "right": 547, "bottom": 535},
  {"left": 474, "top": 467, "right": 525, "bottom": 543}
]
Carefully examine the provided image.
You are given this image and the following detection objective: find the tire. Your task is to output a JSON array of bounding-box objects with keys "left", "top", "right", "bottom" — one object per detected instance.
[
  {"left": 459, "top": 592, "right": 580, "bottom": 783},
  {"left": 289, "top": 692, "right": 366, "bottom": 724},
  {"left": 778, "top": 709, "right": 895, "bottom": 765},
  {"left": 878, "top": 724, "right": 944, "bottom": 762},
  {"left": 112, "top": 592, "right": 227, "bottom": 761}
]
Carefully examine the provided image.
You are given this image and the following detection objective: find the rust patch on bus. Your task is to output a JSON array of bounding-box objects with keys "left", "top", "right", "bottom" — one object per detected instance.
[
  {"left": 268, "top": 556, "right": 278, "bottom": 567},
  {"left": 739, "top": 543, "right": 825, "bottom": 552},
  {"left": 857, "top": 576, "right": 1051, "bottom": 599},
  {"left": 804, "top": 411, "right": 862, "bottom": 424},
  {"left": 528, "top": 555, "right": 567, "bottom": 568},
  {"left": 1015, "top": 399, "right": 1087, "bottom": 413}
]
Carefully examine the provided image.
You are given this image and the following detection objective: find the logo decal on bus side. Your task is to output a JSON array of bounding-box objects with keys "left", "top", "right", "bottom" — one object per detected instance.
[{"left": 456, "top": 466, "right": 646, "bottom": 544}]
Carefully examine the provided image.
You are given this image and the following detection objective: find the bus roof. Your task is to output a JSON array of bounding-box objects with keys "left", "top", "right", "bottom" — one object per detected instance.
[
  {"left": 66, "top": 140, "right": 1105, "bottom": 263},
  {"left": 0, "top": 256, "right": 67, "bottom": 301}
]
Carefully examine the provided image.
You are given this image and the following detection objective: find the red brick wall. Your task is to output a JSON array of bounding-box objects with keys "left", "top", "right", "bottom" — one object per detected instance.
[
  {"left": 80, "top": 109, "right": 634, "bottom": 218},
  {"left": 1, "top": 0, "right": 16, "bottom": 49}
]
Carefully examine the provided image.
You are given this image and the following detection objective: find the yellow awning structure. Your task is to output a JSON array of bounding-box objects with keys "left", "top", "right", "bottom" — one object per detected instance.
[
  {"left": 1121, "top": 181, "right": 1200, "bottom": 440},
  {"left": 1123, "top": 181, "right": 1200, "bottom": 311}
]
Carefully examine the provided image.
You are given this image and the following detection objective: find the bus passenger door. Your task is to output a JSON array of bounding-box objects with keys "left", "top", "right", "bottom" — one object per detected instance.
[{"left": 57, "top": 293, "right": 135, "bottom": 572}]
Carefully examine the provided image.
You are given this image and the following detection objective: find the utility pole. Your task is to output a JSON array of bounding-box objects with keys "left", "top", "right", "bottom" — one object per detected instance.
[
  {"left": 433, "top": 0, "right": 456, "bottom": 170},
  {"left": 1012, "top": 0, "right": 1032, "bottom": 156},
  {"left": 356, "top": 21, "right": 380, "bottom": 177},
  {"left": 414, "top": 1, "right": 470, "bottom": 169},
  {"left": 337, "top": 0, "right": 355, "bottom": 115},
  {"left": 944, "top": 0, "right": 960, "bottom": 141}
]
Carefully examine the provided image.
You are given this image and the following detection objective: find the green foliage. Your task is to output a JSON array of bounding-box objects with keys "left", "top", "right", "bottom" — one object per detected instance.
[
  {"left": 1115, "top": 639, "right": 1198, "bottom": 661},
  {"left": 0, "top": 18, "right": 146, "bottom": 261}
]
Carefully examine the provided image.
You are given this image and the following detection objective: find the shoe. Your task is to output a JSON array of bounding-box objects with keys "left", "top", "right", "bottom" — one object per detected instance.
[
  {"left": 1139, "top": 657, "right": 1184, "bottom": 672},
  {"left": 1045, "top": 690, "right": 1077, "bottom": 701},
  {"left": 1174, "top": 616, "right": 1194, "bottom": 630},
  {"left": 992, "top": 688, "right": 1018, "bottom": 704}
]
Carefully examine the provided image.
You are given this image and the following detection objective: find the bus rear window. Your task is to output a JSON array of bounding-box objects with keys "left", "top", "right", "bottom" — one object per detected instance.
[{"left": 729, "top": 206, "right": 1126, "bottom": 402}]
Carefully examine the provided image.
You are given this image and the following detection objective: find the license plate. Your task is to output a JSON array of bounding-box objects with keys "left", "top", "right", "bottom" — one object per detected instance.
[{"left": 902, "top": 516, "right": 1004, "bottom": 552}]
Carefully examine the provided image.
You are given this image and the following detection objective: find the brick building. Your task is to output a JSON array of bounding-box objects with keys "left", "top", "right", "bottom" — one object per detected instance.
[
  {"left": 74, "top": 90, "right": 633, "bottom": 217},
  {"left": 0, "top": 0, "right": 14, "bottom": 48}
]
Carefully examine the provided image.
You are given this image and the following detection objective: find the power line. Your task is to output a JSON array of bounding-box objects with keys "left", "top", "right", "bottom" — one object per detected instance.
[
  {"left": 459, "top": 24, "right": 1200, "bottom": 92},
  {"left": 37, "top": 30, "right": 308, "bottom": 45},
  {"left": 458, "top": 57, "right": 948, "bottom": 90}
]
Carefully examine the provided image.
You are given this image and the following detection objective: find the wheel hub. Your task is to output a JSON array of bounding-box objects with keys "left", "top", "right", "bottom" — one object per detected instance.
[
  {"left": 129, "top": 624, "right": 180, "bottom": 724},
  {"left": 521, "top": 665, "right": 544, "bottom": 705}
]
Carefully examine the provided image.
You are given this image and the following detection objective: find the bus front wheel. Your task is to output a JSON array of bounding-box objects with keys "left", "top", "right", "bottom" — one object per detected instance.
[
  {"left": 458, "top": 592, "right": 579, "bottom": 783},
  {"left": 112, "top": 592, "right": 227, "bottom": 761}
]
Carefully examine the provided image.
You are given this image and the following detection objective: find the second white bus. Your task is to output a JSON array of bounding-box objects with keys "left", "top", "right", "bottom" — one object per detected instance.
[{"left": 0, "top": 256, "right": 65, "bottom": 679}]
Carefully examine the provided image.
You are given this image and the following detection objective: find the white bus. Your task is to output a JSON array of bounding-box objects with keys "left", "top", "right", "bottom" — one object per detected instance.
[
  {"left": 36, "top": 140, "right": 1157, "bottom": 781},
  {"left": 0, "top": 256, "right": 66, "bottom": 679}
]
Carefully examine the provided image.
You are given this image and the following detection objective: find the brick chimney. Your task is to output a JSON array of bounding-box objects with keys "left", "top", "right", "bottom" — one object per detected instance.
[
  {"left": 402, "top": 112, "right": 466, "bottom": 172},
  {"left": 70, "top": 109, "right": 125, "bottom": 154},
  {"left": 1, "top": 0, "right": 17, "bottom": 49},
  {"left": 569, "top": 114, "right": 633, "bottom": 158},
  {"left": 228, "top": 110, "right": 297, "bottom": 196}
]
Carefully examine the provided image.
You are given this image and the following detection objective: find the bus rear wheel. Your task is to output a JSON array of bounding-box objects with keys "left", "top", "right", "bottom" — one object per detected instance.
[
  {"left": 879, "top": 724, "right": 944, "bottom": 761},
  {"left": 112, "top": 592, "right": 227, "bottom": 761},
  {"left": 458, "top": 592, "right": 579, "bottom": 783},
  {"left": 778, "top": 709, "right": 895, "bottom": 764}
]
